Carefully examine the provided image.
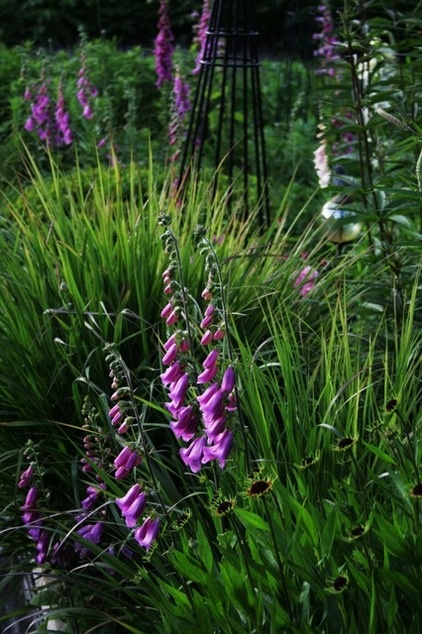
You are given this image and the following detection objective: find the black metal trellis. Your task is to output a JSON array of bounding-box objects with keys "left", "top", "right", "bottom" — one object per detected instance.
[{"left": 177, "top": 0, "right": 271, "bottom": 226}]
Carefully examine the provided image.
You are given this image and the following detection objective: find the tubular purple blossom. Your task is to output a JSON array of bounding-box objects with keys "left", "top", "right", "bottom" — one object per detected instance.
[
  {"left": 203, "top": 348, "right": 219, "bottom": 369},
  {"left": 170, "top": 404, "right": 198, "bottom": 441},
  {"left": 18, "top": 465, "right": 34, "bottom": 489},
  {"left": 114, "top": 446, "right": 141, "bottom": 479},
  {"left": 22, "top": 486, "right": 38, "bottom": 510},
  {"left": 160, "top": 360, "right": 184, "bottom": 385},
  {"left": 197, "top": 364, "right": 219, "bottom": 384},
  {"left": 179, "top": 435, "right": 207, "bottom": 473},
  {"left": 221, "top": 366, "right": 235, "bottom": 393},
  {"left": 162, "top": 342, "right": 178, "bottom": 365},
  {"left": 134, "top": 516, "right": 160, "bottom": 550},
  {"left": 168, "top": 372, "right": 189, "bottom": 408}
]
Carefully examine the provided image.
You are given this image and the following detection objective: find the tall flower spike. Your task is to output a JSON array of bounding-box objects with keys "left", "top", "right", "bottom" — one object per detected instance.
[
  {"left": 192, "top": 0, "right": 211, "bottom": 75},
  {"left": 55, "top": 81, "right": 72, "bottom": 146},
  {"left": 77, "top": 55, "right": 98, "bottom": 119},
  {"left": 154, "top": 0, "right": 174, "bottom": 88}
]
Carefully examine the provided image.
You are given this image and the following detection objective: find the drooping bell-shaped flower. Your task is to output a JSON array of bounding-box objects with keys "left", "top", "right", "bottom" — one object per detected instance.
[
  {"left": 179, "top": 435, "right": 206, "bottom": 473},
  {"left": 134, "top": 516, "right": 160, "bottom": 550},
  {"left": 202, "top": 429, "right": 233, "bottom": 469},
  {"left": 116, "top": 483, "right": 147, "bottom": 528}
]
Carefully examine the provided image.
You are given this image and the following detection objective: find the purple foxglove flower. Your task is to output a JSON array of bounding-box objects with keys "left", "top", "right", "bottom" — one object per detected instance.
[
  {"left": 179, "top": 435, "right": 206, "bottom": 473},
  {"left": 199, "top": 388, "right": 225, "bottom": 420},
  {"left": 166, "top": 309, "right": 179, "bottom": 325},
  {"left": 200, "top": 304, "right": 215, "bottom": 329},
  {"left": 203, "top": 414, "right": 227, "bottom": 440},
  {"left": 76, "top": 522, "right": 103, "bottom": 557},
  {"left": 118, "top": 420, "right": 130, "bottom": 434},
  {"left": 114, "top": 446, "right": 132, "bottom": 468},
  {"left": 109, "top": 403, "right": 123, "bottom": 426},
  {"left": 27, "top": 518, "right": 43, "bottom": 542},
  {"left": 55, "top": 83, "right": 72, "bottom": 146},
  {"left": 114, "top": 446, "right": 141, "bottom": 479},
  {"left": 35, "top": 530, "right": 50, "bottom": 565},
  {"left": 81, "top": 485, "right": 103, "bottom": 511},
  {"left": 221, "top": 366, "right": 235, "bottom": 393},
  {"left": 203, "top": 348, "right": 219, "bottom": 369},
  {"left": 226, "top": 392, "right": 237, "bottom": 412},
  {"left": 162, "top": 342, "right": 178, "bottom": 365},
  {"left": 201, "top": 287, "right": 212, "bottom": 300},
  {"left": 18, "top": 465, "right": 34, "bottom": 489},
  {"left": 116, "top": 484, "right": 147, "bottom": 528},
  {"left": 22, "top": 486, "right": 38, "bottom": 510},
  {"left": 161, "top": 360, "right": 184, "bottom": 385},
  {"left": 213, "top": 327, "right": 225, "bottom": 341},
  {"left": 77, "top": 59, "right": 98, "bottom": 119},
  {"left": 170, "top": 404, "right": 198, "bottom": 441},
  {"left": 24, "top": 116, "right": 34, "bottom": 132},
  {"left": 163, "top": 332, "right": 177, "bottom": 349},
  {"left": 173, "top": 70, "right": 191, "bottom": 118},
  {"left": 134, "top": 516, "right": 160, "bottom": 550},
  {"left": 200, "top": 329, "right": 213, "bottom": 345},
  {"left": 202, "top": 429, "right": 233, "bottom": 469},
  {"left": 116, "top": 483, "right": 141, "bottom": 511},
  {"left": 197, "top": 364, "right": 219, "bottom": 384},
  {"left": 196, "top": 381, "right": 220, "bottom": 406},
  {"left": 293, "top": 266, "right": 318, "bottom": 297},
  {"left": 169, "top": 372, "right": 189, "bottom": 408},
  {"left": 82, "top": 104, "right": 93, "bottom": 119},
  {"left": 154, "top": 0, "right": 174, "bottom": 88}
]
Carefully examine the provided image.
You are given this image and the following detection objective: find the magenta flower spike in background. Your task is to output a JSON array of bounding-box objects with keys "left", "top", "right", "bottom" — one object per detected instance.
[
  {"left": 134, "top": 516, "right": 160, "bottom": 550},
  {"left": 55, "top": 82, "right": 73, "bottom": 145},
  {"left": 192, "top": 0, "right": 211, "bottom": 75},
  {"left": 313, "top": 5, "right": 340, "bottom": 77},
  {"left": 202, "top": 428, "right": 233, "bottom": 469},
  {"left": 154, "top": 0, "right": 174, "bottom": 88},
  {"left": 77, "top": 55, "right": 98, "bottom": 119}
]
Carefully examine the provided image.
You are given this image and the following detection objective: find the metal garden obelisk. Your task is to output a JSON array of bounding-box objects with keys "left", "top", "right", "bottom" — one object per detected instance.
[{"left": 177, "top": 0, "right": 270, "bottom": 225}]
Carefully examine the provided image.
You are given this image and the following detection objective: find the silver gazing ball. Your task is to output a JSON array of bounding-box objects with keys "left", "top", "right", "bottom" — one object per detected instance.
[{"left": 321, "top": 198, "right": 362, "bottom": 243}]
